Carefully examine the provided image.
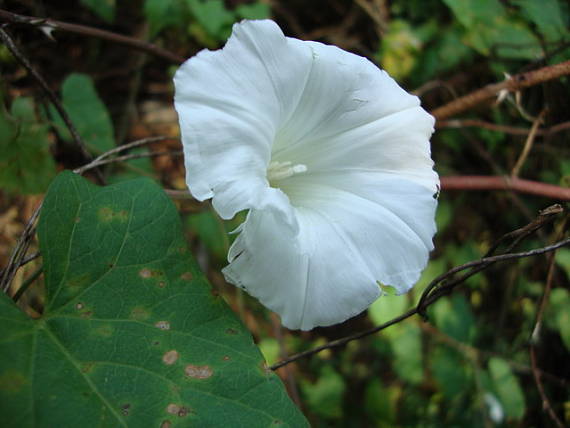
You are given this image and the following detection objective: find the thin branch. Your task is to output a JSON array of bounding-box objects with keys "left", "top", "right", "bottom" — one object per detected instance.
[
  {"left": 164, "top": 189, "right": 195, "bottom": 200},
  {"left": 431, "top": 60, "right": 570, "bottom": 120},
  {"left": 0, "top": 9, "right": 184, "bottom": 64},
  {"left": 436, "top": 119, "right": 570, "bottom": 136},
  {"left": 511, "top": 109, "right": 546, "bottom": 177},
  {"left": 75, "top": 150, "right": 182, "bottom": 174},
  {"left": 0, "top": 26, "right": 96, "bottom": 167},
  {"left": 528, "top": 221, "right": 567, "bottom": 428},
  {"left": 441, "top": 176, "right": 570, "bottom": 200},
  {"left": 0, "top": 202, "right": 42, "bottom": 293},
  {"left": 74, "top": 136, "right": 173, "bottom": 174},
  {"left": 270, "top": 237, "right": 570, "bottom": 370}
]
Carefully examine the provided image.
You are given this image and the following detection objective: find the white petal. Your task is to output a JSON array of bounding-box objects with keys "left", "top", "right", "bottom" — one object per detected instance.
[
  {"left": 224, "top": 174, "right": 436, "bottom": 330},
  {"left": 174, "top": 20, "right": 314, "bottom": 219},
  {"left": 279, "top": 107, "right": 438, "bottom": 192},
  {"left": 272, "top": 40, "right": 436, "bottom": 190}
]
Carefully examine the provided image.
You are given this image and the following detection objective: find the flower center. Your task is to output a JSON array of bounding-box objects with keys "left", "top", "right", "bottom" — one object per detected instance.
[{"left": 267, "top": 161, "right": 307, "bottom": 183}]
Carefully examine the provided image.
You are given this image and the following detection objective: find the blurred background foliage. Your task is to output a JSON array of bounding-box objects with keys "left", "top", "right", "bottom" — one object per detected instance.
[{"left": 0, "top": 0, "right": 569, "bottom": 426}]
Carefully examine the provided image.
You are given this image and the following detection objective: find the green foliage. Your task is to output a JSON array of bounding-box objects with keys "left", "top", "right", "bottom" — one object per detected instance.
[
  {"left": 187, "top": 0, "right": 236, "bottom": 41},
  {"left": 144, "top": 0, "right": 270, "bottom": 42},
  {"left": 236, "top": 2, "right": 271, "bottom": 20},
  {"left": 0, "top": 97, "right": 56, "bottom": 194},
  {"left": 443, "top": 0, "right": 541, "bottom": 59},
  {"left": 389, "top": 322, "right": 424, "bottom": 385},
  {"left": 364, "top": 379, "right": 397, "bottom": 425},
  {"left": 50, "top": 73, "right": 115, "bottom": 154},
  {"left": 546, "top": 288, "right": 570, "bottom": 351},
  {"left": 488, "top": 358, "right": 526, "bottom": 420},
  {"left": 0, "top": 172, "right": 307, "bottom": 427},
  {"left": 431, "top": 295, "right": 476, "bottom": 344},
  {"left": 429, "top": 347, "right": 470, "bottom": 400},
  {"left": 186, "top": 209, "right": 229, "bottom": 263},
  {"left": 301, "top": 366, "right": 345, "bottom": 420},
  {"left": 514, "top": 0, "right": 569, "bottom": 42},
  {"left": 80, "top": 0, "right": 115, "bottom": 23},
  {"left": 377, "top": 20, "right": 423, "bottom": 80}
]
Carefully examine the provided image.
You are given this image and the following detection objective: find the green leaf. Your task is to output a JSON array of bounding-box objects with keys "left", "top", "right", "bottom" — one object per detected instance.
[
  {"left": 51, "top": 73, "right": 115, "bottom": 154},
  {"left": 378, "top": 20, "right": 423, "bottom": 80},
  {"left": 488, "top": 357, "right": 526, "bottom": 420},
  {"left": 555, "top": 248, "right": 570, "bottom": 278},
  {"left": 368, "top": 292, "right": 409, "bottom": 326},
  {"left": 186, "top": 209, "right": 229, "bottom": 262},
  {"left": 0, "top": 171, "right": 307, "bottom": 427},
  {"left": 443, "top": 0, "right": 541, "bottom": 59},
  {"left": 514, "top": 0, "right": 568, "bottom": 42},
  {"left": 364, "top": 379, "right": 398, "bottom": 424},
  {"left": 0, "top": 97, "right": 56, "bottom": 194},
  {"left": 301, "top": 366, "right": 345, "bottom": 419},
  {"left": 106, "top": 148, "right": 156, "bottom": 184},
  {"left": 236, "top": 2, "right": 271, "bottom": 20},
  {"left": 429, "top": 346, "right": 470, "bottom": 399},
  {"left": 389, "top": 322, "right": 424, "bottom": 385},
  {"left": 144, "top": 0, "right": 187, "bottom": 36},
  {"left": 80, "top": 0, "right": 115, "bottom": 23},
  {"left": 430, "top": 295, "right": 476, "bottom": 344},
  {"left": 187, "top": 0, "right": 235, "bottom": 41},
  {"left": 547, "top": 288, "right": 570, "bottom": 351}
]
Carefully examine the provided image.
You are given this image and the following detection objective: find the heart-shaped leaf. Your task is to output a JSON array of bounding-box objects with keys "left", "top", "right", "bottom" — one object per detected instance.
[{"left": 0, "top": 171, "right": 307, "bottom": 427}]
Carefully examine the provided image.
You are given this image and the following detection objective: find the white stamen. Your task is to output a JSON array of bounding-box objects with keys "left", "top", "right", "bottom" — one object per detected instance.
[{"left": 267, "top": 161, "right": 307, "bottom": 182}]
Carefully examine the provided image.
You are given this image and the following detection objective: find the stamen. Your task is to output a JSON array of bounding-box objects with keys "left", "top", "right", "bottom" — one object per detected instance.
[{"left": 267, "top": 161, "right": 308, "bottom": 182}]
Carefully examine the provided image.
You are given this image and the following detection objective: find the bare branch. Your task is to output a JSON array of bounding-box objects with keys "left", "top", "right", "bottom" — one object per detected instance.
[
  {"left": 436, "top": 119, "right": 570, "bottom": 137},
  {"left": 0, "top": 9, "right": 184, "bottom": 64},
  {"left": 0, "top": 26, "right": 95, "bottom": 165},
  {"left": 74, "top": 136, "right": 175, "bottom": 174},
  {"left": 441, "top": 176, "right": 570, "bottom": 200},
  {"left": 431, "top": 60, "right": 570, "bottom": 120}
]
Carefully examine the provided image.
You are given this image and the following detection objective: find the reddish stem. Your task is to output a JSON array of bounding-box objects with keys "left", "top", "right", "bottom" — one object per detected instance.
[{"left": 441, "top": 176, "right": 570, "bottom": 200}]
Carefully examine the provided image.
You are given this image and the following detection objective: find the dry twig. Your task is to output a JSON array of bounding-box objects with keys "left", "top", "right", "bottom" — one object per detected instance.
[
  {"left": 0, "top": 9, "right": 184, "bottom": 64},
  {"left": 431, "top": 60, "right": 570, "bottom": 120},
  {"left": 441, "top": 176, "right": 570, "bottom": 200}
]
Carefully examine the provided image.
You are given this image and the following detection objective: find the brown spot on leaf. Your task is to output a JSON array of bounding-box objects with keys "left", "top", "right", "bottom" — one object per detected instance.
[
  {"left": 139, "top": 268, "right": 152, "bottom": 279},
  {"left": 130, "top": 306, "right": 150, "bottom": 321},
  {"left": 80, "top": 311, "right": 93, "bottom": 319},
  {"left": 80, "top": 362, "right": 95, "bottom": 373},
  {"left": 222, "top": 356, "right": 230, "bottom": 361},
  {"left": 160, "top": 421, "right": 172, "bottom": 428},
  {"left": 225, "top": 328, "right": 238, "bottom": 335},
  {"left": 67, "top": 273, "right": 91, "bottom": 289},
  {"left": 121, "top": 403, "right": 131, "bottom": 416},
  {"left": 180, "top": 272, "right": 193, "bottom": 281},
  {"left": 98, "top": 207, "right": 129, "bottom": 223},
  {"left": 185, "top": 364, "right": 213, "bottom": 379},
  {"left": 0, "top": 371, "right": 27, "bottom": 393},
  {"left": 162, "top": 350, "right": 179, "bottom": 365},
  {"left": 166, "top": 404, "right": 189, "bottom": 417},
  {"left": 75, "top": 302, "right": 84, "bottom": 310},
  {"left": 93, "top": 324, "right": 114, "bottom": 337},
  {"left": 158, "top": 281, "right": 166, "bottom": 288},
  {"left": 155, "top": 321, "right": 170, "bottom": 330}
]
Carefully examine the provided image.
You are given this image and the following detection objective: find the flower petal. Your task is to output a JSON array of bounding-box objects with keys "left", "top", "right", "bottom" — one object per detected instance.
[
  {"left": 174, "top": 20, "right": 314, "bottom": 219},
  {"left": 224, "top": 174, "right": 436, "bottom": 330},
  {"left": 271, "top": 40, "right": 436, "bottom": 189}
]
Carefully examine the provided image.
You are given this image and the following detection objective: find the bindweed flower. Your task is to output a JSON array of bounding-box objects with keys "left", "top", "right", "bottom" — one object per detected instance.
[{"left": 174, "top": 20, "right": 438, "bottom": 330}]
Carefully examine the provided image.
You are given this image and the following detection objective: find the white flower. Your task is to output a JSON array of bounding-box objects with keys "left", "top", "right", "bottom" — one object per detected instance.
[{"left": 174, "top": 19, "right": 438, "bottom": 330}]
